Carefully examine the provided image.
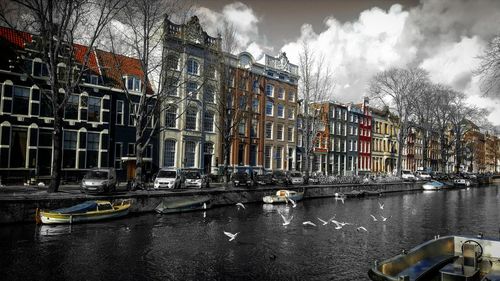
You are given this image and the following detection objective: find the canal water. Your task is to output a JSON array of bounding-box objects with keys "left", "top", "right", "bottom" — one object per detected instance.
[{"left": 1, "top": 185, "right": 500, "bottom": 281}]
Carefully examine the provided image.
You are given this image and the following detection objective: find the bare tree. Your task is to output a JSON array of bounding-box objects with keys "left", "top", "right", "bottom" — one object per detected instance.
[
  {"left": 212, "top": 23, "right": 247, "bottom": 186},
  {"left": 298, "top": 40, "right": 334, "bottom": 180},
  {"left": 369, "top": 67, "right": 428, "bottom": 176},
  {"left": 476, "top": 35, "right": 500, "bottom": 96},
  {"left": 432, "top": 85, "right": 456, "bottom": 173},
  {"left": 1, "top": 0, "right": 123, "bottom": 192},
  {"left": 107, "top": 0, "right": 200, "bottom": 185}
]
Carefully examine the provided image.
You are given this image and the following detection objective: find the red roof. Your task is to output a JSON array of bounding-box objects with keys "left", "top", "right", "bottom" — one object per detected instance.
[
  {"left": 0, "top": 26, "right": 151, "bottom": 93},
  {"left": 0, "top": 26, "right": 32, "bottom": 49}
]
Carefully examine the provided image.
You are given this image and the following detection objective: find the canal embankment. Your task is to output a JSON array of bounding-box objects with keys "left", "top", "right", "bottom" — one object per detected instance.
[{"left": 0, "top": 181, "right": 434, "bottom": 224}]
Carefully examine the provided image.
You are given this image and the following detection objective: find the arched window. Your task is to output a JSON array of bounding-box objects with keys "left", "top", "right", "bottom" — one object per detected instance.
[
  {"left": 185, "top": 107, "right": 197, "bottom": 130},
  {"left": 204, "top": 85, "right": 215, "bottom": 103},
  {"left": 164, "top": 139, "right": 176, "bottom": 167},
  {"left": 187, "top": 59, "right": 199, "bottom": 75},
  {"left": 166, "top": 53, "right": 179, "bottom": 70},
  {"left": 165, "top": 105, "right": 177, "bottom": 129}
]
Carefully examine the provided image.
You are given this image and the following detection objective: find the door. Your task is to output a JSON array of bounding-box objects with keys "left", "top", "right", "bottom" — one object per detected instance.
[
  {"left": 126, "top": 161, "right": 136, "bottom": 181},
  {"left": 203, "top": 155, "right": 212, "bottom": 174}
]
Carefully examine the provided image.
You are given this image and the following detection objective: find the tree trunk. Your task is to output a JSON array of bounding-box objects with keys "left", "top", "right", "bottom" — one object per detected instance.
[
  {"left": 422, "top": 131, "right": 428, "bottom": 170},
  {"left": 48, "top": 112, "right": 63, "bottom": 193},
  {"left": 135, "top": 122, "right": 143, "bottom": 184},
  {"left": 223, "top": 140, "right": 230, "bottom": 187},
  {"left": 455, "top": 132, "right": 461, "bottom": 173},
  {"left": 396, "top": 124, "right": 404, "bottom": 177}
]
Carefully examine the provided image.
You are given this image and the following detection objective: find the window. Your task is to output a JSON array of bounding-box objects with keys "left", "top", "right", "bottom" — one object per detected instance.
[
  {"left": 185, "top": 107, "right": 197, "bottom": 130},
  {"left": 239, "top": 96, "right": 247, "bottom": 109},
  {"left": 204, "top": 86, "right": 215, "bottom": 103},
  {"left": 185, "top": 141, "right": 196, "bottom": 167},
  {"left": 166, "top": 53, "right": 179, "bottom": 70},
  {"left": 264, "top": 146, "right": 272, "bottom": 169},
  {"left": 87, "top": 133, "right": 99, "bottom": 168},
  {"left": 12, "top": 86, "right": 30, "bottom": 115},
  {"left": 238, "top": 120, "right": 246, "bottom": 136},
  {"left": 265, "top": 123, "right": 273, "bottom": 139},
  {"left": 63, "top": 94, "right": 79, "bottom": 120},
  {"left": 90, "top": 75, "right": 99, "bottom": 85},
  {"left": 166, "top": 77, "right": 179, "bottom": 96},
  {"left": 129, "top": 103, "right": 138, "bottom": 126},
  {"left": 277, "top": 124, "right": 284, "bottom": 140},
  {"left": 114, "top": 143, "right": 122, "bottom": 169},
  {"left": 265, "top": 84, "right": 274, "bottom": 97},
  {"left": 165, "top": 105, "right": 177, "bottom": 128},
  {"left": 253, "top": 80, "right": 259, "bottom": 93},
  {"left": 124, "top": 76, "right": 141, "bottom": 92},
  {"left": 250, "top": 119, "right": 258, "bottom": 138},
  {"left": 277, "top": 104, "right": 284, "bottom": 118},
  {"left": 277, "top": 88, "right": 285, "bottom": 99},
  {"left": 288, "top": 127, "right": 293, "bottom": 141},
  {"left": 33, "top": 61, "right": 48, "bottom": 77},
  {"left": 288, "top": 91, "right": 295, "bottom": 101},
  {"left": 250, "top": 145, "right": 257, "bottom": 166},
  {"left": 252, "top": 99, "right": 259, "bottom": 113},
  {"left": 288, "top": 108, "right": 294, "bottom": 119},
  {"left": 116, "top": 100, "right": 124, "bottom": 125},
  {"left": 128, "top": 143, "right": 135, "bottom": 155},
  {"left": 266, "top": 101, "right": 273, "bottom": 116},
  {"left": 349, "top": 140, "right": 352, "bottom": 151},
  {"left": 276, "top": 146, "right": 282, "bottom": 169},
  {"left": 88, "top": 97, "right": 101, "bottom": 122},
  {"left": 203, "top": 111, "right": 214, "bottom": 132},
  {"left": 63, "top": 131, "right": 77, "bottom": 168},
  {"left": 187, "top": 59, "right": 199, "bottom": 75},
  {"left": 186, "top": 81, "right": 198, "bottom": 99},
  {"left": 164, "top": 140, "right": 176, "bottom": 167}
]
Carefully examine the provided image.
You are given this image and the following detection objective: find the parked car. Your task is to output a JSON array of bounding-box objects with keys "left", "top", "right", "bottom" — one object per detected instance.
[
  {"left": 231, "top": 172, "right": 253, "bottom": 187},
  {"left": 415, "top": 170, "right": 431, "bottom": 180},
  {"left": 307, "top": 173, "right": 320, "bottom": 184},
  {"left": 182, "top": 169, "right": 209, "bottom": 189},
  {"left": 80, "top": 168, "right": 117, "bottom": 194},
  {"left": 254, "top": 172, "right": 273, "bottom": 185},
  {"left": 288, "top": 171, "right": 304, "bottom": 185},
  {"left": 153, "top": 168, "right": 182, "bottom": 189},
  {"left": 401, "top": 170, "right": 416, "bottom": 181},
  {"left": 272, "top": 170, "right": 291, "bottom": 186}
]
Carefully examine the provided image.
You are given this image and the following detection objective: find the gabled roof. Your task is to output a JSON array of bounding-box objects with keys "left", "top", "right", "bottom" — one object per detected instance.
[{"left": 0, "top": 26, "right": 32, "bottom": 49}]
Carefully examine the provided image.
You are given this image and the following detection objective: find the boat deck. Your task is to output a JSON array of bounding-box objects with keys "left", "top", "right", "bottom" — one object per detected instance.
[{"left": 397, "top": 255, "right": 456, "bottom": 280}]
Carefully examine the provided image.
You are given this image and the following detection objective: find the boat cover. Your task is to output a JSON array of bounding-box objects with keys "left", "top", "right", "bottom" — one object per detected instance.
[{"left": 52, "top": 201, "right": 98, "bottom": 214}]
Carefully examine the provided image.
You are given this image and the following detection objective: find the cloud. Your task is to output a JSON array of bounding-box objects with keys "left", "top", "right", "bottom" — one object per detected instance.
[{"left": 195, "top": 2, "right": 269, "bottom": 60}]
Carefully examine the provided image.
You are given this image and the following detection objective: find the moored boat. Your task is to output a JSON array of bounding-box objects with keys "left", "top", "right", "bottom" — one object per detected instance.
[
  {"left": 368, "top": 235, "right": 500, "bottom": 281},
  {"left": 36, "top": 200, "right": 131, "bottom": 224},
  {"left": 422, "top": 180, "right": 445, "bottom": 190},
  {"left": 155, "top": 196, "right": 210, "bottom": 214},
  {"left": 262, "top": 190, "right": 304, "bottom": 204}
]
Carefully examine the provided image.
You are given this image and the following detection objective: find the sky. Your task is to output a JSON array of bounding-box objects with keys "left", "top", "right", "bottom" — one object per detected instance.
[{"left": 192, "top": 0, "right": 500, "bottom": 126}]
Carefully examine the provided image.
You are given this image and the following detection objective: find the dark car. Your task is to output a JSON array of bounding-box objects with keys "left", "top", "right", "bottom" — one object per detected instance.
[
  {"left": 254, "top": 172, "right": 273, "bottom": 185},
  {"left": 231, "top": 172, "right": 253, "bottom": 187},
  {"left": 272, "top": 170, "right": 291, "bottom": 186}
]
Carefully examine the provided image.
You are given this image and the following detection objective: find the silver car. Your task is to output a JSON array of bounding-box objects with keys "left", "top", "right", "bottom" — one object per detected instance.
[
  {"left": 81, "top": 168, "right": 117, "bottom": 194},
  {"left": 182, "top": 169, "right": 209, "bottom": 189},
  {"left": 288, "top": 171, "right": 305, "bottom": 185}
]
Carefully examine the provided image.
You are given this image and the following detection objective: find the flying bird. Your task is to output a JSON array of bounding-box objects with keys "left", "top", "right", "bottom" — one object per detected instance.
[
  {"left": 357, "top": 226, "right": 368, "bottom": 232},
  {"left": 317, "top": 217, "right": 329, "bottom": 225},
  {"left": 378, "top": 201, "right": 384, "bottom": 210},
  {"left": 223, "top": 231, "right": 240, "bottom": 241},
  {"left": 380, "top": 215, "right": 391, "bottom": 222},
  {"left": 331, "top": 219, "right": 343, "bottom": 230},
  {"left": 370, "top": 214, "right": 378, "bottom": 221},
  {"left": 279, "top": 212, "right": 293, "bottom": 226},
  {"left": 236, "top": 202, "right": 245, "bottom": 210},
  {"left": 203, "top": 211, "right": 206, "bottom": 218},
  {"left": 286, "top": 196, "right": 297, "bottom": 208},
  {"left": 303, "top": 221, "right": 317, "bottom": 227},
  {"left": 203, "top": 203, "right": 207, "bottom": 209}
]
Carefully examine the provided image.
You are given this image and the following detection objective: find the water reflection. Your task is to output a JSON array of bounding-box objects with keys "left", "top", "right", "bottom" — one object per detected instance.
[{"left": 1, "top": 185, "right": 500, "bottom": 280}]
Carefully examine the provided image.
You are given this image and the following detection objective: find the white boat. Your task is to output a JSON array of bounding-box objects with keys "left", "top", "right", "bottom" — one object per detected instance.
[
  {"left": 422, "top": 180, "right": 445, "bottom": 190},
  {"left": 263, "top": 190, "right": 304, "bottom": 204}
]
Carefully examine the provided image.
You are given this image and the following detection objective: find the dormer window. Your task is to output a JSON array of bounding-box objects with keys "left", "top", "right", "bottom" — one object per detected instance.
[
  {"left": 90, "top": 75, "right": 99, "bottom": 85},
  {"left": 123, "top": 76, "right": 141, "bottom": 92},
  {"left": 187, "top": 59, "right": 199, "bottom": 75},
  {"left": 33, "top": 61, "right": 48, "bottom": 77}
]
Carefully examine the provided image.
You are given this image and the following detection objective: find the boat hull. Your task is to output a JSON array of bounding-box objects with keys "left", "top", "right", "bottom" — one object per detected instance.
[
  {"left": 263, "top": 192, "right": 304, "bottom": 204},
  {"left": 39, "top": 205, "right": 130, "bottom": 224},
  {"left": 155, "top": 196, "right": 210, "bottom": 214}
]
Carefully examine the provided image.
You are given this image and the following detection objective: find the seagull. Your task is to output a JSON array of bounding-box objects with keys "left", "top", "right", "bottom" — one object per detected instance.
[
  {"left": 331, "top": 219, "right": 343, "bottom": 230},
  {"left": 286, "top": 197, "right": 297, "bottom": 208},
  {"left": 317, "top": 217, "right": 329, "bottom": 225},
  {"left": 380, "top": 215, "right": 391, "bottom": 222},
  {"left": 378, "top": 201, "right": 384, "bottom": 210},
  {"left": 370, "top": 214, "right": 378, "bottom": 221},
  {"left": 303, "top": 221, "right": 317, "bottom": 227},
  {"left": 279, "top": 212, "right": 293, "bottom": 226},
  {"left": 357, "top": 226, "right": 368, "bottom": 232},
  {"left": 236, "top": 202, "right": 245, "bottom": 210},
  {"left": 223, "top": 231, "right": 240, "bottom": 241},
  {"left": 203, "top": 203, "right": 207, "bottom": 209},
  {"left": 203, "top": 211, "right": 206, "bottom": 218}
]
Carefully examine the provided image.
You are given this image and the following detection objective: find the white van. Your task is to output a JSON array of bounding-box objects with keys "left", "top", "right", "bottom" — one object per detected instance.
[
  {"left": 154, "top": 168, "right": 181, "bottom": 189},
  {"left": 401, "top": 170, "right": 416, "bottom": 181}
]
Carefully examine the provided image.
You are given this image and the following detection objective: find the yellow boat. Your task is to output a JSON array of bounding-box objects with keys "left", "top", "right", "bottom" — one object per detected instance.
[{"left": 36, "top": 200, "right": 131, "bottom": 224}]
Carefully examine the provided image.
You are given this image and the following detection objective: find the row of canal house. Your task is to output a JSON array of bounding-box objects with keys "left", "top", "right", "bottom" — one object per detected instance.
[{"left": 0, "top": 26, "right": 158, "bottom": 183}]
